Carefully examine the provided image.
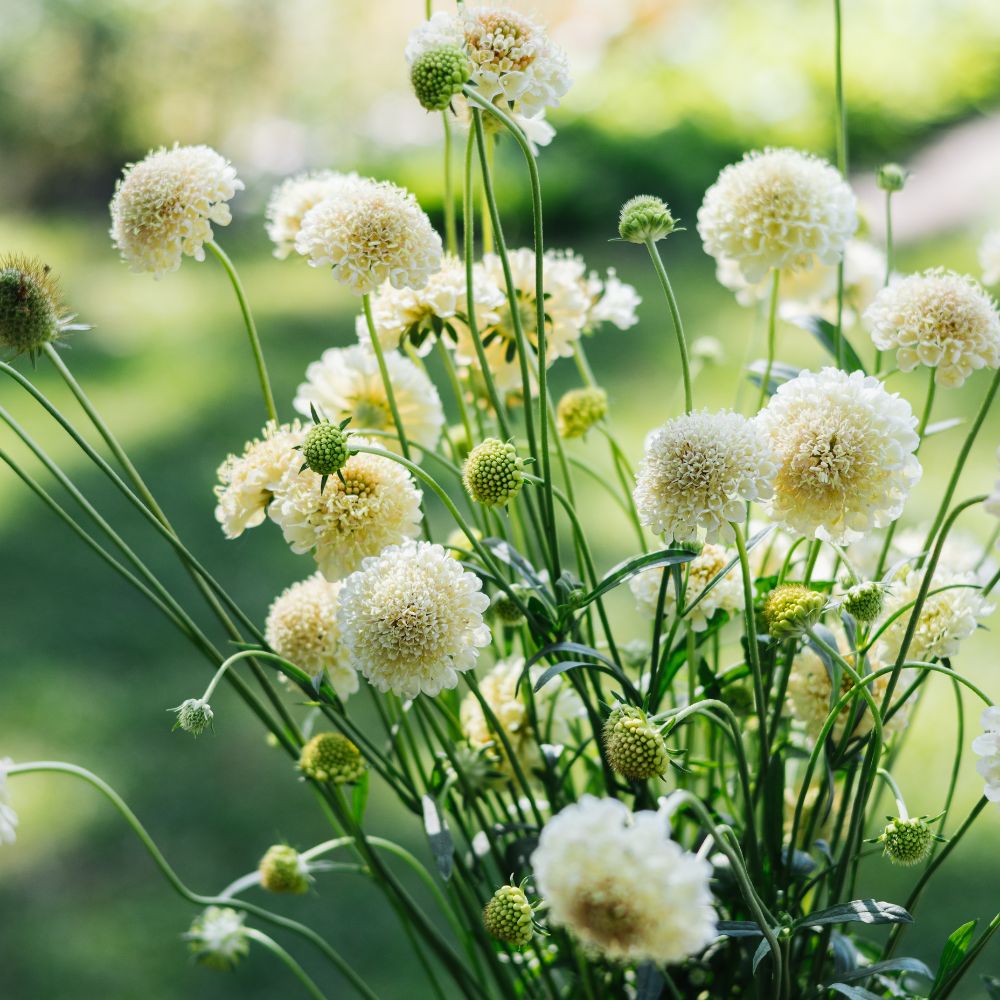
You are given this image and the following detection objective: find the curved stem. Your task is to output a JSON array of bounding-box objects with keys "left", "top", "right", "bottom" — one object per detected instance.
[
  {"left": 362, "top": 293, "right": 411, "bottom": 460},
  {"left": 643, "top": 238, "right": 693, "bottom": 413},
  {"left": 244, "top": 929, "right": 333, "bottom": 1000}
]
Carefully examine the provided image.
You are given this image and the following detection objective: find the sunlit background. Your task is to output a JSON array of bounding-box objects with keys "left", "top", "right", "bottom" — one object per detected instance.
[{"left": 3, "top": 1, "right": 1000, "bottom": 997}]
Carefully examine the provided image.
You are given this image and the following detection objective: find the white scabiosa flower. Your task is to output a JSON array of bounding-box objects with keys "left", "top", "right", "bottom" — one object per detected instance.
[
  {"left": 109, "top": 144, "right": 243, "bottom": 277},
  {"left": 892, "top": 526, "right": 997, "bottom": 586},
  {"left": 629, "top": 543, "right": 743, "bottom": 631},
  {"left": 863, "top": 269, "right": 1000, "bottom": 388},
  {"left": 214, "top": 421, "right": 306, "bottom": 539},
  {"left": 0, "top": 758, "right": 18, "bottom": 846},
  {"left": 757, "top": 368, "right": 921, "bottom": 544},
  {"left": 293, "top": 344, "right": 444, "bottom": 453},
  {"left": 633, "top": 410, "right": 776, "bottom": 544},
  {"left": 265, "top": 170, "right": 361, "bottom": 259},
  {"left": 269, "top": 440, "right": 423, "bottom": 580},
  {"left": 295, "top": 177, "right": 442, "bottom": 295},
  {"left": 186, "top": 907, "right": 249, "bottom": 971},
  {"left": 698, "top": 148, "right": 857, "bottom": 283},
  {"left": 265, "top": 574, "right": 358, "bottom": 700},
  {"left": 972, "top": 706, "right": 1000, "bottom": 807},
  {"left": 337, "top": 541, "right": 491, "bottom": 698},
  {"left": 878, "top": 567, "right": 994, "bottom": 663},
  {"left": 979, "top": 230, "right": 1000, "bottom": 287},
  {"left": 584, "top": 267, "right": 641, "bottom": 331},
  {"left": 531, "top": 796, "right": 716, "bottom": 963}
]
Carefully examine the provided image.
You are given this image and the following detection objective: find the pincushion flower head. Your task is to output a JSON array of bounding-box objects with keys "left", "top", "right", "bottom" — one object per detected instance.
[
  {"left": 265, "top": 573, "right": 358, "bottom": 700},
  {"left": 531, "top": 796, "right": 716, "bottom": 963},
  {"left": 265, "top": 170, "right": 361, "bottom": 259},
  {"left": 295, "top": 177, "right": 442, "bottom": 295},
  {"left": 698, "top": 147, "right": 857, "bottom": 283},
  {"left": 633, "top": 410, "right": 776, "bottom": 544},
  {"left": 863, "top": 269, "right": 1000, "bottom": 388},
  {"left": 110, "top": 144, "right": 243, "bottom": 277},
  {"left": 757, "top": 368, "right": 921, "bottom": 544},
  {"left": 294, "top": 345, "right": 444, "bottom": 453},
  {"left": 214, "top": 420, "right": 306, "bottom": 539},
  {"left": 337, "top": 540, "right": 491, "bottom": 698},
  {"left": 972, "top": 706, "right": 1000, "bottom": 807},
  {"left": 269, "top": 439, "right": 423, "bottom": 580}
]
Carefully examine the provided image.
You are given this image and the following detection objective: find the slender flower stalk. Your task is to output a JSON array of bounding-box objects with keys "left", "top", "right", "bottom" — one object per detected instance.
[
  {"left": 832, "top": 0, "right": 848, "bottom": 366},
  {"left": 644, "top": 237, "right": 693, "bottom": 413},
  {"left": 362, "top": 293, "right": 412, "bottom": 459},
  {"left": 757, "top": 269, "right": 780, "bottom": 411}
]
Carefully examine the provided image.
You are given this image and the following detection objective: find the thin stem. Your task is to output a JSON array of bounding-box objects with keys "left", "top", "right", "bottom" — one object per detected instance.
[
  {"left": 244, "top": 929, "right": 332, "bottom": 1000},
  {"left": 643, "top": 237, "right": 693, "bottom": 413},
  {"left": 757, "top": 269, "right": 780, "bottom": 411},
  {"left": 832, "top": 0, "right": 848, "bottom": 366},
  {"left": 442, "top": 112, "right": 458, "bottom": 256},
  {"left": 362, "top": 293, "right": 411, "bottom": 460}
]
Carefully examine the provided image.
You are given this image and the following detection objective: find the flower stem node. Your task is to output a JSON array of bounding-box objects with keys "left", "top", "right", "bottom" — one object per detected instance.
[
  {"left": 185, "top": 907, "right": 249, "bottom": 971},
  {"left": 0, "top": 256, "right": 64, "bottom": 355},
  {"left": 171, "top": 698, "right": 214, "bottom": 737},
  {"left": 557, "top": 387, "right": 608, "bottom": 439},
  {"left": 259, "top": 844, "right": 311, "bottom": 894},
  {"left": 483, "top": 882, "right": 535, "bottom": 947},
  {"left": 879, "top": 816, "right": 934, "bottom": 866},
  {"left": 603, "top": 705, "right": 669, "bottom": 781},
  {"left": 762, "top": 584, "right": 826, "bottom": 640},
  {"left": 618, "top": 195, "right": 677, "bottom": 244},
  {"left": 876, "top": 163, "right": 909, "bottom": 193},
  {"left": 462, "top": 438, "right": 525, "bottom": 507},
  {"left": 842, "top": 581, "right": 885, "bottom": 624},
  {"left": 410, "top": 45, "right": 471, "bottom": 111},
  {"left": 298, "top": 731, "right": 366, "bottom": 784}
]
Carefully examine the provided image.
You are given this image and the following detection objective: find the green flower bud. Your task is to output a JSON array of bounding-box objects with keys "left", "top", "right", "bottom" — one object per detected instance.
[
  {"left": 491, "top": 587, "right": 528, "bottom": 627},
  {"left": 259, "top": 844, "right": 311, "bottom": 894},
  {"left": 842, "top": 581, "right": 884, "bottom": 624},
  {"left": 879, "top": 816, "right": 933, "bottom": 866},
  {"left": 410, "top": 45, "right": 470, "bottom": 112},
  {"left": 462, "top": 438, "right": 524, "bottom": 507},
  {"left": 762, "top": 584, "right": 826, "bottom": 639},
  {"left": 618, "top": 195, "right": 676, "bottom": 244},
  {"left": 301, "top": 421, "right": 351, "bottom": 477},
  {"left": 483, "top": 883, "right": 535, "bottom": 946},
  {"left": 0, "top": 255, "right": 64, "bottom": 355},
  {"left": 186, "top": 906, "right": 249, "bottom": 971},
  {"left": 298, "top": 731, "right": 366, "bottom": 784},
  {"left": 876, "top": 163, "right": 909, "bottom": 193},
  {"left": 172, "top": 697, "right": 214, "bottom": 736},
  {"left": 603, "top": 705, "right": 669, "bottom": 781},
  {"left": 557, "top": 386, "right": 608, "bottom": 439}
]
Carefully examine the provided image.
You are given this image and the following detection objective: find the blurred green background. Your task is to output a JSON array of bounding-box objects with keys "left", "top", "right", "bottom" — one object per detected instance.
[{"left": 3, "top": 0, "right": 1000, "bottom": 997}]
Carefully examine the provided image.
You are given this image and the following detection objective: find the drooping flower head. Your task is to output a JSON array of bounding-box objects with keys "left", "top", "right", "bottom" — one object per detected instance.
[
  {"left": 698, "top": 147, "right": 857, "bottom": 282},
  {"left": 295, "top": 177, "right": 442, "bottom": 295},
  {"left": 265, "top": 170, "right": 361, "bottom": 259},
  {"left": 757, "top": 368, "right": 921, "bottom": 543},
  {"left": 531, "top": 796, "right": 716, "bottom": 963},
  {"left": 172, "top": 698, "right": 214, "bottom": 737},
  {"left": 294, "top": 345, "right": 444, "bottom": 453},
  {"left": 863, "top": 269, "right": 1000, "bottom": 388},
  {"left": 879, "top": 817, "right": 934, "bottom": 866},
  {"left": 633, "top": 410, "right": 776, "bottom": 544},
  {"left": 265, "top": 573, "right": 358, "bottom": 700},
  {"left": 337, "top": 540, "right": 491, "bottom": 698},
  {"left": 110, "top": 144, "right": 242, "bottom": 276}
]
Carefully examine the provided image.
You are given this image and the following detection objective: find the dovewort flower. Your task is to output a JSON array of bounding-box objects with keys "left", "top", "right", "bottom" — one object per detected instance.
[
  {"left": 186, "top": 907, "right": 249, "bottom": 971},
  {"left": 633, "top": 410, "right": 776, "bottom": 543},
  {"left": 337, "top": 541, "right": 490, "bottom": 698},
  {"left": 269, "top": 439, "right": 422, "bottom": 580},
  {"left": 110, "top": 144, "right": 242, "bottom": 277},
  {"left": 972, "top": 706, "right": 1000, "bottom": 808},
  {"left": 294, "top": 344, "right": 444, "bottom": 453},
  {"left": 698, "top": 147, "right": 857, "bottom": 283},
  {"left": 531, "top": 796, "right": 716, "bottom": 963},
  {"left": 295, "top": 177, "right": 442, "bottom": 295},
  {"left": 0, "top": 758, "right": 17, "bottom": 846},
  {"left": 265, "top": 573, "right": 358, "bottom": 700},
  {"left": 864, "top": 269, "right": 1000, "bottom": 388},
  {"left": 265, "top": 170, "right": 361, "bottom": 259},
  {"left": 757, "top": 368, "right": 921, "bottom": 544},
  {"left": 979, "top": 230, "right": 1000, "bottom": 287}
]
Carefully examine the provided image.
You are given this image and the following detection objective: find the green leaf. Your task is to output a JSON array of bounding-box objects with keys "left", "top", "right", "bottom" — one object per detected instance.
[
  {"left": 830, "top": 956, "right": 932, "bottom": 985},
  {"left": 683, "top": 525, "right": 774, "bottom": 616},
  {"left": 581, "top": 547, "right": 696, "bottom": 609},
  {"left": 717, "top": 921, "right": 763, "bottom": 938},
  {"left": 827, "top": 986, "right": 882, "bottom": 1000},
  {"left": 932, "top": 920, "right": 978, "bottom": 993},
  {"left": 795, "top": 899, "right": 913, "bottom": 929},
  {"left": 747, "top": 359, "right": 802, "bottom": 396},
  {"left": 421, "top": 795, "right": 454, "bottom": 882},
  {"left": 793, "top": 314, "right": 867, "bottom": 374},
  {"left": 752, "top": 937, "right": 772, "bottom": 974},
  {"left": 635, "top": 963, "right": 665, "bottom": 1000},
  {"left": 525, "top": 642, "right": 642, "bottom": 703}
]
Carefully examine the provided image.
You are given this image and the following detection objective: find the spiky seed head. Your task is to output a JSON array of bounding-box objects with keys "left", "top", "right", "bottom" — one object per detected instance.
[
  {"left": 842, "top": 581, "right": 885, "bottom": 624},
  {"left": 258, "top": 844, "right": 311, "bottom": 894},
  {"left": 302, "top": 421, "right": 351, "bottom": 476},
  {"left": 483, "top": 883, "right": 535, "bottom": 946},
  {"left": 462, "top": 438, "right": 525, "bottom": 507},
  {"left": 0, "top": 255, "right": 64, "bottom": 355},
  {"left": 172, "top": 698, "right": 214, "bottom": 736},
  {"left": 410, "top": 45, "right": 471, "bottom": 111},
  {"left": 603, "top": 705, "right": 669, "bottom": 781},
  {"left": 762, "top": 584, "right": 826, "bottom": 639},
  {"left": 298, "top": 731, "right": 366, "bottom": 783},
  {"left": 557, "top": 386, "right": 608, "bottom": 439},
  {"left": 876, "top": 163, "right": 909, "bottom": 193},
  {"left": 879, "top": 816, "right": 933, "bottom": 866},
  {"left": 618, "top": 195, "right": 676, "bottom": 244}
]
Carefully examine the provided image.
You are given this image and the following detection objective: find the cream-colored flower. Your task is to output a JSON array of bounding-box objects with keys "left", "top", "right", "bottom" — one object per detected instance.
[
  {"left": 265, "top": 171, "right": 361, "bottom": 259},
  {"left": 864, "top": 269, "right": 1000, "bottom": 388},
  {"left": 294, "top": 344, "right": 444, "bottom": 453},
  {"left": 531, "top": 796, "right": 716, "bottom": 963},
  {"left": 757, "top": 368, "right": 921, "bottom": 544},
  {"left": 972, "top": 706, "right": 1000, "bottom": 807},
  {"left": 295, "top": 177, "right": 442, "bottom": 295},
  {"left": 110, "top": 144, "right": 242, "bottom": 277},
  {"left": 584, "top": 267, "right": 641, "bottom": 331},
  {"left": 214, "top": 421, "right": 306, "bottom": 539},
  {"left": 987, "top": 448, "right": 1000, "bottom": 519},
  {"left": 265, "top": 573, "right": 357, "bottom": 700},
  {"left": 629, "top": 543, "right": 743, "bottom": 631},
  {"left": 269, "top": 439, "right": 422, "bottom": 580},
  {"left": 979, "top": 230, "right": 1000, "bottom": 287},
  {"left": 337, "top": 540, "right": 491, "bottom": 698},
  {"left": 633, "top": 410, "right": 776, "bottom": 544},
  {"left": 698, "top": 147, "right": 857, "bottom": 283},
  {"left": 892, "top": 526, "right": 997, "bottom": 586}
]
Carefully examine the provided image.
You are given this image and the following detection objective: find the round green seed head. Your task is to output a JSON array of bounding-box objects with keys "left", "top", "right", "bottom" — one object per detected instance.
[
  {"left": 483, "top": 884, "right": 534, "bottom": 946},
  {"left": 842, "top": 581, "right": 884, "bottom": 624},
  {"left": 491, "top": 588, "right": 527, "bottom": 627},
  {"left": 410, "top": 45, "right": 470, "bottom": 111},
  {"left": 298, "top": 731, "right": 366, "bottom": 784},
  {"left": 879, "top": 816, "right": 933, "bottom": 866},
  {"left": 603, "top": 705, "right": 669, "bottom": 781},
  {"left": 462, "top": 438, "right": 524, "bottom": 507},
  {"left": 302, "top": 422, "right": 350, "bottom": 476},
  {"left": 618, "top": 195, "right": 676, "bottom": 244},
  {"left": 0, "top": 255, "right": 63, "bottom": 354},
  {"left": 259, "top": 844, "right": 310, "bottom": 894},
  {"left": 762, "top": 584, "right": 826, "bottom": 639},
  {"left": 173, "top": 697, "right": 214, "bottom": 736},
  {"left": 876, "top": 163, "right": 909, "bottom": 193},
  {"left": 557, "top": 386, "right": 608, "bottom": 439}
]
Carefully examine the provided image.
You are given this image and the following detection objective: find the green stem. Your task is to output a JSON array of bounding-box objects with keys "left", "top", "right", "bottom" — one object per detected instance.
[
  {"left": 832, "top": 0, "right": 848, "bottom": 367},
  {"left": 244, "top": 929, "right": 333, "bottom": 1000},
  {"left": 643, "top": 237, "right": 693, "bottom": 413},
  {"left": 442, "top": 112, "right": 458, "bottom": 256},
  {"left": 362, "top": 293, "right": 411, "bottom": 460},
  {"left": 757, "top": 270, "right": 780, "bottom": 411}
]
